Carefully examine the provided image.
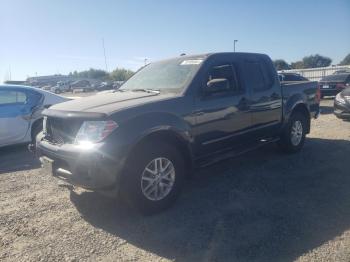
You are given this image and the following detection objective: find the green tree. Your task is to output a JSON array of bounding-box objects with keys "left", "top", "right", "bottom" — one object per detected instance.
[
  {"left": 109, "top": 68, "right": 134, "bottom": 81},
  {"left": 339, "top": 54, "right": 350, "bottom": 65},
  {"left": 290, "top": 61, "right": 304, "bottom": 69},
  {"left": 273, "top": 59, "right": 290, "bottom": 70},
  {"left": 76, "top": 68, "right": 108, "bottom": 79},
  {"left": 302, "top": 54, "right": 332, "bottom": 68}
]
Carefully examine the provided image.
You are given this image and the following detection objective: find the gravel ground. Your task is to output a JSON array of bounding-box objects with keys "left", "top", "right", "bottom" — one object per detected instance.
[{"left": 1, "top": 99, "right": 350, "bottom": 262}]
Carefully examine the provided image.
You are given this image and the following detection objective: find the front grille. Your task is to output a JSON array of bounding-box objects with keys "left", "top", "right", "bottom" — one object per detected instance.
[{"left": 45, "top": 117, "right": 82, "bottom": 144}]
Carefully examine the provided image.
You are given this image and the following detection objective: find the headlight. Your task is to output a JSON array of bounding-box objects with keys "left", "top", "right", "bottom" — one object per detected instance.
[
  {"left": 74, "top": 120, "right": 118, "bottom": 145},
  {"left": 335, "top": 93, "right": 346, "bottom": 104},
  {"left": 344, "top": 95, "right": 350, "bottom": 101}
]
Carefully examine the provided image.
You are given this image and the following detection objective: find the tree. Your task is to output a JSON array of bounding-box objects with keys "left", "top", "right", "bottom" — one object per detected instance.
[
  {"left": 339, "top": 54, "right": 350, "bottom": 65},
  {"left": 290, "top": 61, "right": 304, "bottom": 69},
  {"left": 273, "top": 59, "right": 290, "bottom": 70},
  {"left": 76, "top": 68, "right": 108, "bottom": 79},
  {"left": 302, "top": 54, "right": 332, "bottom": 68},
  {"left": 110, "top": 68, "right": 134, "bottom": 81}
]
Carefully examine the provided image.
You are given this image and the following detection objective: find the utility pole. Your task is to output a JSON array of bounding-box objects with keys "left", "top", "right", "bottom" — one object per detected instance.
[
  {"left": 234, "top": 40, "right": 238, "bottom": 52},
  {"left": 102, "top": 38, "right": 108, "bottom": 72},
  {"left": 144, "top": 58, "right": 148, "bottom": 66}
]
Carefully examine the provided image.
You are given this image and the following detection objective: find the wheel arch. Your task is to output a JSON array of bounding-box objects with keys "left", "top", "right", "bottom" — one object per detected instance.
[
  {"left": 290, "top": 103, "right": 311, "bottom": 133},
  {"left": 124, "top": 128, "right": 194, "bottom": 178},
  {"left": 30, "top": 117, "right": 43, "bottom": 141}
]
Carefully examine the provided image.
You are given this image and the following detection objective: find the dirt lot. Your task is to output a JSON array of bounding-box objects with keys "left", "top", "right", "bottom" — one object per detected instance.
[{"left": 1, "top": 99, "right": 350, "bottom": 262}]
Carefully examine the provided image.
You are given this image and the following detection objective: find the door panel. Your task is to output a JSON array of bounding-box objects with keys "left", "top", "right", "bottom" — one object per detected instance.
[
  {"left": 192, "top": 62, "right": 252, "bottom": 157},
  {"left": 240, "top": 59, "right": 282, "bottom": 138},
  {"left": 193, "top": 94, "right": 251, "bottom": 156},
  {"left": 0, "top": 90, "right": 31, "bottom": 146}
]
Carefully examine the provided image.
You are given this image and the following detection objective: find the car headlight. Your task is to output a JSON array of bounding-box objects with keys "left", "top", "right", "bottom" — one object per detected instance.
[
  {"left": 335, "top": 93, "right": 346, "bottom": 104},
  {"left": 344, "top": 95, "right": 350, "bottom": 101},
  {"left": 74, "top": 120, "right": 118, "bottom": 145}
]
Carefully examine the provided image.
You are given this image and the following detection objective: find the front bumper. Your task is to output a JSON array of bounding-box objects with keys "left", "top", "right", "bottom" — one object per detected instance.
[
  {"left": 36, "top": 133, "right": 123, "bottom": 190},
  {"left": 334, "top": 101, "right": 350, "bottom": 120}
]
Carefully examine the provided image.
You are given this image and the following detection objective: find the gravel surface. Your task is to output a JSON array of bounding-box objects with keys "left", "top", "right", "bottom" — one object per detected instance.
[{"left": 1, "top": 99, "right": 350, "bottom": 262}]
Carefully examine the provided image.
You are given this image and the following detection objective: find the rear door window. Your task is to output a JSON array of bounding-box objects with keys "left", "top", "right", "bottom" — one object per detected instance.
[
  {"left": 0, "top": 90, "right": 27, "bottom": 105},
  {"left": 241, "top": 60, "right": 274, "bottom": 91}
]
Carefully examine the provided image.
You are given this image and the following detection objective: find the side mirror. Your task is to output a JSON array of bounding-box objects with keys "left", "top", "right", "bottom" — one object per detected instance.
[{"left": 206, "top": 78, "right": 229, "bottom": 94}]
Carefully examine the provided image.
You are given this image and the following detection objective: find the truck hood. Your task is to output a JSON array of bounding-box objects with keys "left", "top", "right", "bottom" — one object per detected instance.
[{"left": 49, "top": 91, "right": 173, "bottom": 114}]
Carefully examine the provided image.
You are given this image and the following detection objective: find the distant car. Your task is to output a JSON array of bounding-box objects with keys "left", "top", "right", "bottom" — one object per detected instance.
[
  {"left": 0, "top": 85, "right": 69, "bottom": 147},
  {"left": 334, "top": 87, "right": 350, "bottom": 120},
  {"left": 96, "top": 81, "right": 113, "bottom": 91},
  {"left": 51, "top": 81, "right": 71, "bottom": 94},
  {"left": 319, "top": 72, "right": 350, "bottom": 97},
  {"left": 278, "top": 73, "right": 309, "bottom": 82},
  {"left": 71, "top": 80, "right": 93, "bottom": 92}
]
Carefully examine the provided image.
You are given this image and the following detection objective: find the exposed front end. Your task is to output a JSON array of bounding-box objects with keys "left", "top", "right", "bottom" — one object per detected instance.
[{"left": 36, "top": 112, "right": 123, "bottom": 190}]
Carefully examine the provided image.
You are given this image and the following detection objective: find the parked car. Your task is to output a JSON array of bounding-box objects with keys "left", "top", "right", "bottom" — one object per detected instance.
[
  {"left": 71, "top": 80, "right": 93, "bottom": 92},
  {"left": 318, "top": 71, "right": 350, "bottom": 97},
  {"left": 334, "top": 87, "right": 350, "bottom": 120},
  {"left": 51, "top": 81, "right": 71, "bottom": 94},
  {"left": 35, "top": 53, "right": 320, "bottom": 214},
  {"left": 95, "top": 81, "right": 113, "bottom": 91},
  {"left": 0, "top": 85, "right": 69, "bottom": 147},
  {"left": 278, "top": 73, "right": 309, "bottom": 82}
]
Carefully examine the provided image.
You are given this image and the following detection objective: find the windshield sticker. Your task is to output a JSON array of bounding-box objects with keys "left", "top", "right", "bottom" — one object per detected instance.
[{"left": 180, "top": 59, "right": 203, "bottom": 65}]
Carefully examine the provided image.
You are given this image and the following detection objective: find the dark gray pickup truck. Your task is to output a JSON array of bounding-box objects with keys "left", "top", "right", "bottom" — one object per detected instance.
[{"left": 36, "top": 52, "right": 320, "bottom": 214}]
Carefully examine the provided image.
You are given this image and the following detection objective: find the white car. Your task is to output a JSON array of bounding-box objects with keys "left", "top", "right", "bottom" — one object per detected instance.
[{"left": 0, "top": 85, "right": 69, "bottom": 147}]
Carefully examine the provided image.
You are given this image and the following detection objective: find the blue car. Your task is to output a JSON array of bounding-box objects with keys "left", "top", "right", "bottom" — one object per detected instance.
[{"left": 0, "top": 85, "right": 69, "bottom": 147}]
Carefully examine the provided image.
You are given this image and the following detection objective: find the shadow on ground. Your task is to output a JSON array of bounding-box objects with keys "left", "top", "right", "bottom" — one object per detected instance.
[
  {"left": 0, "top": 145, "right": 41, "bottom": 174},
  {"left": 70, "top": 137, "right": 350, "bottom": 261}
]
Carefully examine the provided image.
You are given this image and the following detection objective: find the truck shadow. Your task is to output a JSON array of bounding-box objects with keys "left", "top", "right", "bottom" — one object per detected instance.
[
  {"left": 70, "top": 137, "right": 350, "bottom": 261},
  {"left": 0, "top": 145, "right": 41, "bottom": 174}
]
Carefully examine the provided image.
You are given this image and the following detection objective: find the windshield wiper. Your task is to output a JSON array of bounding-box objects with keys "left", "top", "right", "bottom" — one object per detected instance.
[{"left": 131, "top": 88, "right": 160, "bottom": 94}]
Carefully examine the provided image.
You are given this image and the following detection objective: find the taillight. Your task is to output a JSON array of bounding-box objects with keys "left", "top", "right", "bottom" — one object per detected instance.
[
  {"left": 315, "top": 84, "right": 321, "bottom": 103},
  {"left": 336, "top": 83, "right": 346, "bottom": 90}
]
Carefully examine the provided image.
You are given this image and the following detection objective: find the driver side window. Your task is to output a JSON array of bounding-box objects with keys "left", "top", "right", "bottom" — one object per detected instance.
[{"left": 207, "top": 64, "right": 239, "bottom": 92}]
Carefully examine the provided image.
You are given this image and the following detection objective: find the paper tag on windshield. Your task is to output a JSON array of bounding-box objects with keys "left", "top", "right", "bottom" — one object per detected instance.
[{"left": 180, "top": 59, "right": 203, "bottom": 65}]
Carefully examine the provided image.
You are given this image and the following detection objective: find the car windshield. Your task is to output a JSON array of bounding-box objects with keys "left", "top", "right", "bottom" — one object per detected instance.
[{"left": 120, "top": 57, "right": 203, "bottom": 93}]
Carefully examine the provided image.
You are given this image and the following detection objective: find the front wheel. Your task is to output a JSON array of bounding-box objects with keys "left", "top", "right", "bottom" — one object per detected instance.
[
  {"left": 278, "top": 112, "right": 307, "bottom": 153},
  {"left": 121, "top": 142, "right": 185, "bottom": 215}
]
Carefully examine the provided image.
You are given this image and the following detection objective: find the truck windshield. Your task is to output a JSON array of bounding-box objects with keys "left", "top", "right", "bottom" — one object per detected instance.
[{"left": 120, "top": 57, "right": 203, "bottom": 93}]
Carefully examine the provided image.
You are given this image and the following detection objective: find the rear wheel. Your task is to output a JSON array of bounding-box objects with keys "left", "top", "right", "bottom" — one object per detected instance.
[
  {"left": 278, "top": 112, "right": 307, "bottom": 153},
  {"left": 121, "top": 142, "right": 185, "bottom": 215}
]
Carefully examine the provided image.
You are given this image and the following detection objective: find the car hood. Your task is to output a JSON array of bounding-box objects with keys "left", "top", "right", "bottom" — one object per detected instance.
[{"left": 49, "top": 91, "right": 174, "bottom": 114}]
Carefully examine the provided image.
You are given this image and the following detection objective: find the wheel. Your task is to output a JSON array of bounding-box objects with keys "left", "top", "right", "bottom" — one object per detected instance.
[
  {"left": 31, "top": 120, "right": 43, "bottom": 144},
  {"left": 278, "top": 112, "right": 307, "bottom": 153},
  {"left": 121, "top": 142, "right": 185, "bottom": 215}
]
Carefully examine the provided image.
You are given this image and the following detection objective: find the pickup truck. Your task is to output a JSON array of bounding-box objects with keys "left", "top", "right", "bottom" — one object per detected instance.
[{"left": 35, "top": 52, "right": 320, "bottom": 214}]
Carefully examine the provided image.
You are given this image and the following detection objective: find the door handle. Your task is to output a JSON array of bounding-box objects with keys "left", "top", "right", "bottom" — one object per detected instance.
[
  {"left": 193, "top": 111, "right": 204, "bottom": 116},
  {"left": 271, "top": 92, "right": 280, "bottom": 99},
  {"left": 237, "top": 97, "right": 249, "bottom": 110}
]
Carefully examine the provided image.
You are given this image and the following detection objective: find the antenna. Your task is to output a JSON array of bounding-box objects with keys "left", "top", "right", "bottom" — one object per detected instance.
[{"left": 102, "top": 38, "right": 108, "bottom": 72}]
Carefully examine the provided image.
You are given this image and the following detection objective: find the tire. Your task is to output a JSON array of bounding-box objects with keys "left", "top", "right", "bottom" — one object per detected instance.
[
  {"left": 121, "top": 141, "right": 185, "bottom": 215},
  {"left": 278, "top": 112, "right": 307, "bottom": 153},
  {"left": 31, "top": 120, "right": 43, "bottom": 144}
]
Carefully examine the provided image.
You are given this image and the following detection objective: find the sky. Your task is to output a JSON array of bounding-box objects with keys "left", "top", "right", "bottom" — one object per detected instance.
[{"left": 1, "top": 0, "right": 349, "bottom": 81}]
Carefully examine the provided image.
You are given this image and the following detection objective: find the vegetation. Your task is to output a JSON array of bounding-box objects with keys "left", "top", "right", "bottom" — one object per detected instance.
[
  {"left": 68, "top": 67, "right": 135, "bottom": 81},
  {"left": 273, "top": 59, "right": 290, "bottom": 70},
  {"left": 339, "top": 54, "right": 350, "bottom": 65},
  {"left": 274, "top": 54, "right": 333, "bottom": 70}
]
